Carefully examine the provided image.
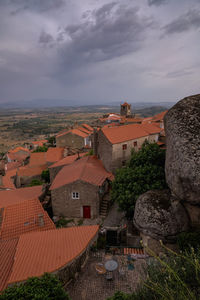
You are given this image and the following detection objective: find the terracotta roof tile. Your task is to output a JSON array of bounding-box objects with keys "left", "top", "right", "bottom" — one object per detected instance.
[
  {"left": 8, "top": 225, "right": 99, "bottom": 285},
  {"left": 2, "top": 168, "right": 17, "bottom": 190},
  {"left": 49, "top": 153, "right": 86, "bottom": 169},
  {"left": 121, "top": 102, "right": 130, "bottom": 106},
  {"left": 0, "top": 186, "right": 43, "bottom": 208},
  {"left": 101, "top": 123, "right": 160, "bottom": 144},
  {"left": 17, "top": 165, "right": 47, "bottom": 177},
  {"left": 0, "top": 198, "right": 55, "bottom": 240},
  {"left": 50, "top": 156, "right": 113, "bottom": 190},
  {"left": 46, "top": 147, "right": 64, "bottom": 163},
  {"left": 0, "top": 238, "right": 18, "bottom": 291},
  {"left": 152, "top": 110, "right": 167, "bottom": 121},
  {"left": 9, "top": 147, "right": 30, "bottom": 154},
  {"left": 29, "top": 152, "right": 46, "bottom": 166},
  {"left": 82, "top": 124, "right": 93, "bottom": 132},
  {"left": 31, "top": 140, "right": 47, "bottom": 146},
  {"left": 71, "top": 128, "right": 89, "bottom": 138},
  {"left": 77, "top": 126, "right": 91, "bottom": 134},
  {"left": 5, "top": 161, "right": 21, "bottom": 171}
]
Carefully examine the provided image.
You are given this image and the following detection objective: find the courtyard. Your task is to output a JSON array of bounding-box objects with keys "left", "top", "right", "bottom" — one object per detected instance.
[{"left": 66, "top": 250, "right": 147, "bottom": 300}]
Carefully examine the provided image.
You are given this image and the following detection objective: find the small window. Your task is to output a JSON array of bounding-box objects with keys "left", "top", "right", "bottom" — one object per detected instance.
[
  {"left": 122, "top": 144, "right": 127, "bottom": 150},
  {"left": 72, "top": 192, "right": 79, "bottom": 199},
  {"left": 133, "top": 141, "right": 137, "bottom": 147}
]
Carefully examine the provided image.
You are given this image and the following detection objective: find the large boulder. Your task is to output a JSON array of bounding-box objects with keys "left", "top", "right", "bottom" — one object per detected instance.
[
  {"left": 164, "top": 94, "right": 200, "bottom": 204},
  {"left": 133, "top": 190, "right": 189, "bottom": 242}
]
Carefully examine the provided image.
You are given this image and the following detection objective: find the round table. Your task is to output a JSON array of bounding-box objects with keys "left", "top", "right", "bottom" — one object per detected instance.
[{"left": 104, "top": 259, "right": 118, "bottom": 271}]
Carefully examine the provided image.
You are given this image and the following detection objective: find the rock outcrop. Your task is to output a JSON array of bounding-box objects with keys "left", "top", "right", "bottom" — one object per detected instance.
[
  {"left": 164, "top": 94, "right": 200, "bottom": 205},
  {"left": 133, "top": 190, "right": 189, "bottom": 242}
]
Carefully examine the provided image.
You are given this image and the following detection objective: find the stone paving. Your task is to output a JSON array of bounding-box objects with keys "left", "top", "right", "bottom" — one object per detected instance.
[{"left": 66, "top": 251, "right": 146, "bottom": 300}]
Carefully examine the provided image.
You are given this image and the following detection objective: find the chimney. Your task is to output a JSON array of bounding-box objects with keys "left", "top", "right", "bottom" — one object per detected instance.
[
  {"left": 93, "top": 127, "right": 98, "bottom": 157},
  {"left": 38, "top": 214, "right": 44, "bottom": 227}
]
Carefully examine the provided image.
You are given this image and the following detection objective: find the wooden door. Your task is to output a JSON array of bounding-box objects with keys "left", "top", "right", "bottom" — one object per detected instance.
[{"left": 83, "top": 206, "right": 91, "bottom": 218}]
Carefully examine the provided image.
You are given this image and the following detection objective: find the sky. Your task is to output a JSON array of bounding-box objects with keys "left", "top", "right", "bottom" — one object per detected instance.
[{"left": 0, "top": 0, "right": 200, "bottom": 105}]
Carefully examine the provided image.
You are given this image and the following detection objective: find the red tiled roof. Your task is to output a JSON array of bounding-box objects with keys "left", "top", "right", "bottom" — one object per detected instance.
[
  {"left": 121, "top": 102, "right": 130, "bottom": 106},
  {"left": 46, "top": 147, "right": 64, "bottom": 163},
  {"left": 1, "top": 168, "right": 17, "bottom": 190},
  {"left": 78, "top": 127, "right": 91, "bottom": 134},
  {"left": 0, "top": 186, "right": 43, "bottom": 208},
  {"left": 0, "top": 198, "right": 55, "bottom": 240},
  {"left": 71, "top": 128, "right": 89, "bottom": 138},
  {"left": 101, "top": 123, "right": 160, "bottom": 144},
  {"left": 152, "top": 110, "right": 167, "bottom": 121},
  {"left": 7, "top": 152, "right": 29, "bottom": 162},
  {"left": 9, "top": 147, "right": 29, "bottom": 154},
  {"left": 82, "top": 124, "right": 93, "bottom": 132},
  {"left": 56, "top": 130, "right": 70, "bottom": 138},
  {"left": 31, "top": 140, "right": 47, "bottom": 146},
  {"left": 17, "top": 164, "right": 47, "bottom": 177},
  {"left": 49, "top": 153, "right": 86, "bottom": 169},
  {"left": 5, "top": 161, "right": 21, "bottom": 171},
  {"left": 29, "top": 152, "right": 46, "bottom": 166},
  {"left": 140, "top": 123, "right": 162, "bottom": 135},
  {"left": 0, "top": 238, "right": 18, "bottom": 291},
  {"left": 50, "top": 156, "right": 113, "bottom": 190},
  {"left": 8, "top": 225, "right": 99, "bottom": 285}
]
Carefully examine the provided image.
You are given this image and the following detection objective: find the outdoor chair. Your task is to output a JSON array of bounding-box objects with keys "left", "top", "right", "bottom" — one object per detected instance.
[{"left": 105, "top": 271, "right": 113, "bottom": 280}]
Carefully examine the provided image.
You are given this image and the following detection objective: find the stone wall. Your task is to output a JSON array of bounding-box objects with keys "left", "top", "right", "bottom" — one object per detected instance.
[
  {"left": 51, "top": 180, "right": 101, "bottom": 218},
  {"left": 56, "top": 132, "right": 84, "bottom": 149},
  {"left": 49, "top": 165, "right": 63, "bottom": 183},
  {"left": 57, "top": 234, "right": 98, "bottom": 284},
  {"left": 96, "top": 130, "right": 113, "bottom": 172}
]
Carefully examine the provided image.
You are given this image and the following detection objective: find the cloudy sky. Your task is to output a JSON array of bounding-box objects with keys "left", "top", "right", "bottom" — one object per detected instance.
[{"left": 0, "top": 0, "right": 200, "bottom": 105}]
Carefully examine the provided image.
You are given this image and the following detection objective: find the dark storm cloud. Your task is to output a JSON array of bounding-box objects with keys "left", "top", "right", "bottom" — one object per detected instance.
[
  {"left": 148, "top": 0, "right": 168, "bottom": 6},
  {"left": 55, "top": 2, "right": 155, "bottom": 72},
  {"left": 39, "top": 31, "right": 54, "bottom": 45},
  {"left": 1, "top": 0, "right": 66, "bottom": 14},
  {"left": 163, "top": 9, "right": 200, "bottom": 34}
]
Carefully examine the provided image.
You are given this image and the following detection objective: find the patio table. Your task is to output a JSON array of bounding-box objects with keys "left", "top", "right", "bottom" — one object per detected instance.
[{"left": 104, "top": 259, "right": 118, "bottom": 272}]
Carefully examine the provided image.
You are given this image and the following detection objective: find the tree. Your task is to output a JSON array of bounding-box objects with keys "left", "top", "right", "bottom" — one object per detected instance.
[
  {"left": 33, "top": 145, "right": 48, "bottom": 152},
  {"left": 41, "top": 169, "right": 50, "bottom": 183},
  {"left": 111, "top": 141, "right": 167, "bottom": 218},
  {"left": 0, "top": 273, "right": 70, "bottom": 300},
  {"left": 47, "top": 136, "right": 56, "bottom": 147}
]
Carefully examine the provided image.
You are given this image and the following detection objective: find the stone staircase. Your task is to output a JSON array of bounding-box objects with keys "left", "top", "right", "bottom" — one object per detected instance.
[{"left": 100, "top": 193, "right": 110, "bottom": 217}]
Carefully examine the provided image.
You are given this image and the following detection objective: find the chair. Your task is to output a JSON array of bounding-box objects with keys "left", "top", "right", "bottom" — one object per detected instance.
[{"left": 105, "top": 271, "right": 113, "bottom": 280}]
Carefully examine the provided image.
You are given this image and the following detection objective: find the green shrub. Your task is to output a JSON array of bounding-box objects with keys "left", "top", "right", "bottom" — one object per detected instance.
[
  {"left": 28, "top": 179, "right": 43, "bottom": 186},
  {"left": 41, "top": 169, "right": 50, "bottom": 183},
  {"left": 108, "top": 246, "right": 200, "bottom": 300},
  {"left": 33, "top": 145, "right": 48, "bottom": 152},
  {"left": 56, "top": 218, "right": 74, "bottom": 228},
  {"left": 177, "top": 231, "right": 200, "bottom": 252},
  {"left": 0, "top": 273, "right": 70, "bottom": 300},
  {"left": 77, "top": 219, "right": 84, "bottom": 226}
]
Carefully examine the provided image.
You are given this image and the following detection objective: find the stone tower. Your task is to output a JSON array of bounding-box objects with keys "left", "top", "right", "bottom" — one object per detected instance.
[{"left": 120, "top": 102, "right": 131, "bottom": 116}]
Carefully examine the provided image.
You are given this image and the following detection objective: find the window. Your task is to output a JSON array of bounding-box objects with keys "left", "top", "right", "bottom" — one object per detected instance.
[
  {"left": 72, "top": 192, "right": 79, "bottom": 199},
  {"left": 122, "top": 144, "right": 127, "bottom": 150},
  {"left": 133, "top": 141, "right": 137, "bottom": 147}
]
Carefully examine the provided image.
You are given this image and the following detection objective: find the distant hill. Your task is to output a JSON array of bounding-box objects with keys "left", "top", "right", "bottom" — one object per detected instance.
[{"left": 0, "top": 99, "right": 175, "bottom": 110}]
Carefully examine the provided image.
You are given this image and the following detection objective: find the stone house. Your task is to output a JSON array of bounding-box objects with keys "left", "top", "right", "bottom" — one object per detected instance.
[
  {"left": 56, "top": 125, "right": 93, "bottom": 149},
  {"left": 15, "top": 148, "right": 64, "bottom": 187},
  {"left": 94, "top": 123, "right": 162, "bottom": 173},
  {"left": 6, "top": 147, "right": 30, "bottom": 165},
  {"left": 49, "top": 152, "right": 86, "bottom": 183},
  {"left": 0, "top": 225, "right": 98, "bottom": 291},
  {"left": 50, "top": 156, "right": 113, "bottom": 219}
]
